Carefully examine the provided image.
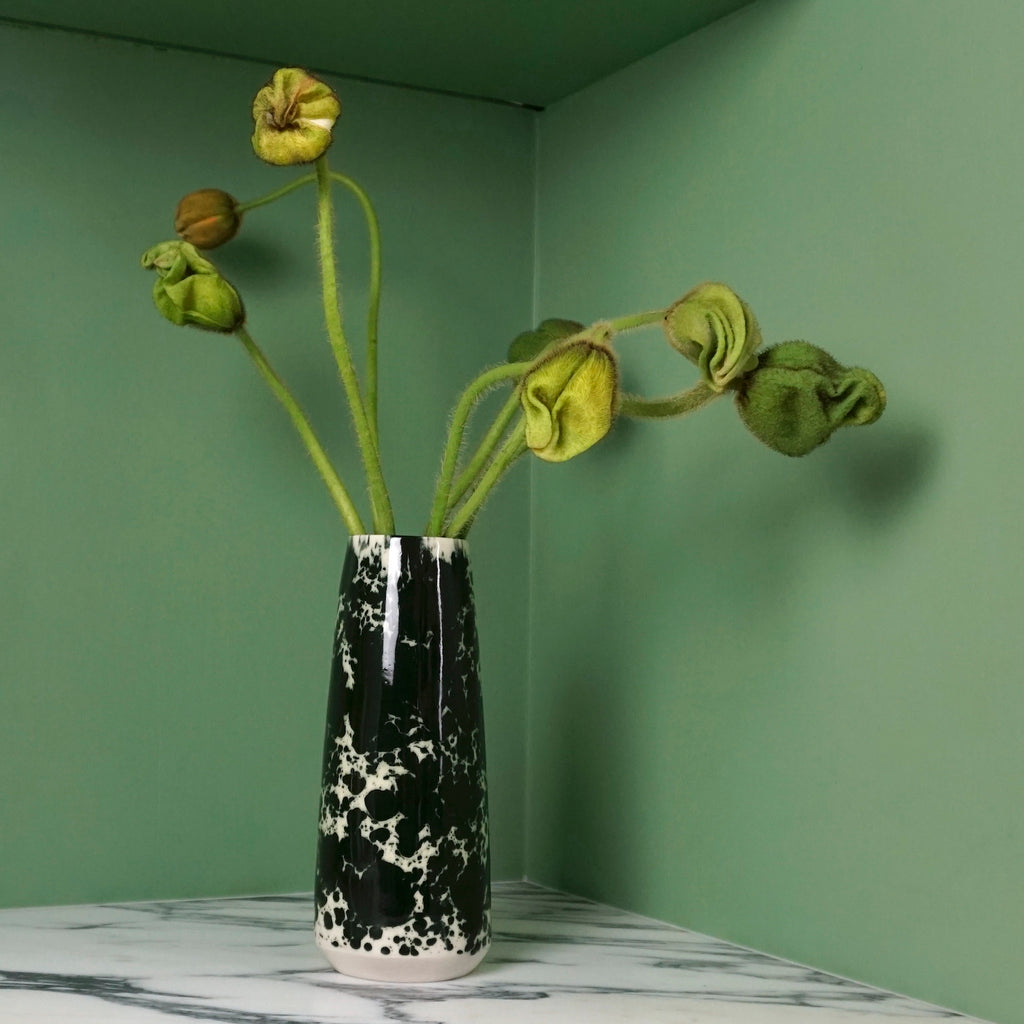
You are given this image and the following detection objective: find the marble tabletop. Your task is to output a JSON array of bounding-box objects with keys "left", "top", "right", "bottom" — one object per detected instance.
[{"left": 0, "top": 881, "right": 989, "bottom": 1023}]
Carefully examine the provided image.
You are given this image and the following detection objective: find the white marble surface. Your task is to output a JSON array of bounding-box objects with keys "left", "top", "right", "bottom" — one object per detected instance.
[{"left": 0, "top": 881, "right": 990, "bottom": 1023}]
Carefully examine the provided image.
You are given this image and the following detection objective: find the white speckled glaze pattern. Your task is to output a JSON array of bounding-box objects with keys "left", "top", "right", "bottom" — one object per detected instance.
[
  {"left": 315, "top": 536, "right": 489, "bottom": 982},
  {"left": 0, "top": 883, "right": 992, "bottom": 1023}
]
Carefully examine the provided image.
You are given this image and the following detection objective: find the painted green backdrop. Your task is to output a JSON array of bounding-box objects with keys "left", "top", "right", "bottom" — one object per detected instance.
[
  {"left": 528, "top": 2, "right": 1024, "bottom": 1023},
  {"left": 3, "top": 3, "right": 1024, "bottom": 1024},
  {"left": 0, "top": 24, "right": 533, "bottom": 904}
]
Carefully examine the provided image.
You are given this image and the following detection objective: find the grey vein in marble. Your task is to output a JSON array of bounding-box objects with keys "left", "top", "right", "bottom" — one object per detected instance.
[{"left": 0, "top": 882, "right": 991, "bottom": 1023}]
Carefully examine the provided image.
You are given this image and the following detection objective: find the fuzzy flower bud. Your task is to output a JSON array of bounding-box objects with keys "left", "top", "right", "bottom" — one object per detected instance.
[
  {"left": 141, "top": 241, "right": 245, "bottom": 333},
  {"left": 508, "top": 318, "right": 584, "bottom": 363},
  {"left": 521, "top": 339, "right": 619, "bottom": 462},
  {"left": 664, "top": 282, "right": 762, "bottom": 391},
  {"left": 251, "top": 68, "right": 340, "bottom": 166},
  {"left": 174, "top": 189, "right": 241, "bottom": 249},
  {"left": 734, "top": 341, "right": 886, "bottom": 456}
]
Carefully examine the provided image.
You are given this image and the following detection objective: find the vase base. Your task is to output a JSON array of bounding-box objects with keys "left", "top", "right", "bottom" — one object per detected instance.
[{"left": 317, "top": 940, "right": 489, "bottom": 982}]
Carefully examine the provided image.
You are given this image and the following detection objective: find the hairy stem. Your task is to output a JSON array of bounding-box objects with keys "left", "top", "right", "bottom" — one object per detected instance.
[
  {"left": 448, "top": 386, "right": 522, "bottom": 511},
  {"left": 235, "top": 173, "right": 316, "bottom": 214},
  {"left": 315, "top": 155, "right": 395, "bottom": 533},
  {"left": 446, "top": 419, "right": 528, "bottom": 539},
  {"left": 426, "top": 362, "right": 531, "bottom": 536},
  {"left": 607, "top": 308, "right": 666, "bottom": 334},
  {"left": 330, "top": 172, "right": 383, "bottom": 449},
  {"left": 619, "top": 380, "right": 722, "bottom": 419},
  {"left": 236, "top": 326, "right": 364, "bottom": 533}
]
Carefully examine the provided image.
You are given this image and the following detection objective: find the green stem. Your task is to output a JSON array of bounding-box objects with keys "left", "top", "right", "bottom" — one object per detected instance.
[
  {"left": 235, "top": 173, "right": 316, "bottom": 214},
  {"left": 607, "top": 308, "right": 666, "bottom": 333},
  {"left": 619, "top": 380, "right": 721, "bottom": 419},
  {"left": 235, "top": 326, "right": 364, "bottom": 534},
  {"left": 446, "top": 420, "right": 528, "bottom": 539},
  {"left": 448, "top": 387, "right": 522, "bottom": 510},
  {"left": 426, "top": 362, "right": 531, "bottom": 536},
  {"left": 329, "top": 172, "right": 383, "bottom": 450},
  {"left": 315, "top": 155, "right": 395, "bottom": 534}
]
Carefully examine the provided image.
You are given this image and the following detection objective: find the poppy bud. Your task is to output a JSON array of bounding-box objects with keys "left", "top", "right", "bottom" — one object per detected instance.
[
  {"left": 251, "top": 67, "right": 340, "bottom": 166},
  {"left": 521, "top": 339, "right": 619, "bottom": 462},
  {"left": 664, "top": 282, "right": 761, "bottom": 391},
  {"left": 174, "top": 189, "right": 241, "bottom": 249},
  {"left": 141, "top": 241, "right": 245, "bottom": 334},
  {"left": 734, "top": 341, "right": 886, "bottom": 456},
  {"left": 508, "top": 318, "right": 584, "bottom": 363}
]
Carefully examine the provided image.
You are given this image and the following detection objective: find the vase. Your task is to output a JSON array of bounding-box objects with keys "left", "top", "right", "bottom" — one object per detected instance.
[{"left": 314, "top": 535, "right": 491, "bottom": 982}]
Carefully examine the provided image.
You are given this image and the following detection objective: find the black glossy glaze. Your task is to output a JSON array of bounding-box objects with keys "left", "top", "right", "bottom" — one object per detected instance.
[{"left": 314, "top": 536, "right": 490, "bottom": 962}]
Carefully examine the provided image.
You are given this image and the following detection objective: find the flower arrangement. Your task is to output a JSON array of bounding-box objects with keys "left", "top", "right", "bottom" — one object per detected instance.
[{"left": 142, "top": 68, "right": 886, "bottom": 539}]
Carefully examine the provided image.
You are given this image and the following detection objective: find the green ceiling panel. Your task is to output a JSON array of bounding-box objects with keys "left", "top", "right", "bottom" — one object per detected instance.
[{"left": 0, "top": 0, "right": 753, "bottom": 107}]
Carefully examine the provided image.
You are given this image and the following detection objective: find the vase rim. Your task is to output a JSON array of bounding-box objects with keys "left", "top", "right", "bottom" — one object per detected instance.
[
  {"left": 348, "top": 534, "right": 468, "bottom": 554},
  {"left": 349, "top": 534, "right": 466, "bottom": 543}
]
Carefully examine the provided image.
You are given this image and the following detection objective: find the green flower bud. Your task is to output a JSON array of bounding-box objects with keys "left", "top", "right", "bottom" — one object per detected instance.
[
  {"left": 734, "top": 341, "right": 886, "bottom": 457},
  {"left": 141, "top": 241, "right": 245, "bottom": 333},
  {"left": 174, "top": 189, "right": 241, "bottom": 249},
  {"left": 508, "top": 318, "right": 584, "bottom": 363},
  {"left": 664, "top": 282, "right": 762, "bottom": 391},
  {"left": 251, "top": 68, "right": 340, "bottom": 166},
  {"left": 521, "top": 340, "right": 619, "bottom": 462}
]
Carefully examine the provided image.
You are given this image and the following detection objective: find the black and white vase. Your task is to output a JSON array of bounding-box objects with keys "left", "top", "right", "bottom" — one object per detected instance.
[{"left": 314, "top": 535, "right": 490, "bottom": 982}]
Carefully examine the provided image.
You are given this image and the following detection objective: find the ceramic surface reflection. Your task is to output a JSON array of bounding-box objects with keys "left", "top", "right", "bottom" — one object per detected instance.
[{"left": 315, "top": 536, "right": 490, "bottom": 981}]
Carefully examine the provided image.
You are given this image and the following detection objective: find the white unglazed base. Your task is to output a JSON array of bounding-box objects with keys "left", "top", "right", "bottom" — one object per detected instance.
[{"left": 317, "top": 939, "right": 489, "bottom": 982}]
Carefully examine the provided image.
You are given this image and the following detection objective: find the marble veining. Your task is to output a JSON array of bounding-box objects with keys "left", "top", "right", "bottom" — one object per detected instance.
[{"left": 0, "top": 882, "right": 992, "bottom": 1023}]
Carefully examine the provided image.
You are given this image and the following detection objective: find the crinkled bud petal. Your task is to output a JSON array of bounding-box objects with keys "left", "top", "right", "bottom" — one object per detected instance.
[
  {"left": 141, "top": 239, "right": 207, "bottom": 277},
  {"left": 664, "top": 282, "right": 762, "bottom": 391},
  {"left": 141, "top": 240, "right": 244, "bottom": 333},
  {"left": 174, "top": 189, "right": 241, "bottom": 249},
  {"left": 508, "top": 318, "right": 584, "bottom": 363},
  {"left": 735, "top": 340, "right": 886, "bottom": 456},
  {"left": 521, "top": 340, "right": 619, "bottom": 462},
  {"left": 252, "top": 67, "right": 340, "bottom": 166}
]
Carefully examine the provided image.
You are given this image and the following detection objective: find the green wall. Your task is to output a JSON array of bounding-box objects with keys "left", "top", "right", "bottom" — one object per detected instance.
[
  {"left": 3, "top": 4, "right": 1022, "bottom": 1022},
  {"left": 0, "top": 24, "right": 534, "bottom": 905},
  {"left": 528, "top": 2, "right": 1023, "bottom": 1022}
]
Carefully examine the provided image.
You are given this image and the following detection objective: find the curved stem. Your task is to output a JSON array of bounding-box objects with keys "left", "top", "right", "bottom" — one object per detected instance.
[
  {"left": 235, "top": 173, "right": 316, "bottom": 214},
  {"left": 315, "top": 155, "right": 395, "bottom": 533},
  {"left": 619, "top": 380, "right": 721, "bottom": 419},
  {"left": 607, "top": 308, "right": 665, "bottom": 334},
  {"left": 235, "top": 326, "right": 364, "bottom": 534},
  {"left": 447, "top": 420, "right": 528, "bottom": 539},
  {"left": 426, "top": 362, "right": 531, "bottom": 536},
  {"left": 330, "top": 172, "right": 383, "bottom": 449},
  {"left": 448, "top": 386, "right": 522, "bottom": 510}
]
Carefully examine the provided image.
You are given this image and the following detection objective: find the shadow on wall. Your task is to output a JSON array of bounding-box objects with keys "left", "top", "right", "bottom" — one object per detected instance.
[
  {"left": 537, "top": 405, "right": 939, "bottom": 900},
  {"left": 823, "top": 423, "right": 937, "bottom": 529},
  {"left": 216, "top": 235, "right": 300, "bottom": 289}
]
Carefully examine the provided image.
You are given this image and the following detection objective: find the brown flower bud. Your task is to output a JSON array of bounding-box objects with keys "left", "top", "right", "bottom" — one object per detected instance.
[{"left": 174, "top": 189, "right": 241, "bottom": 249}]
